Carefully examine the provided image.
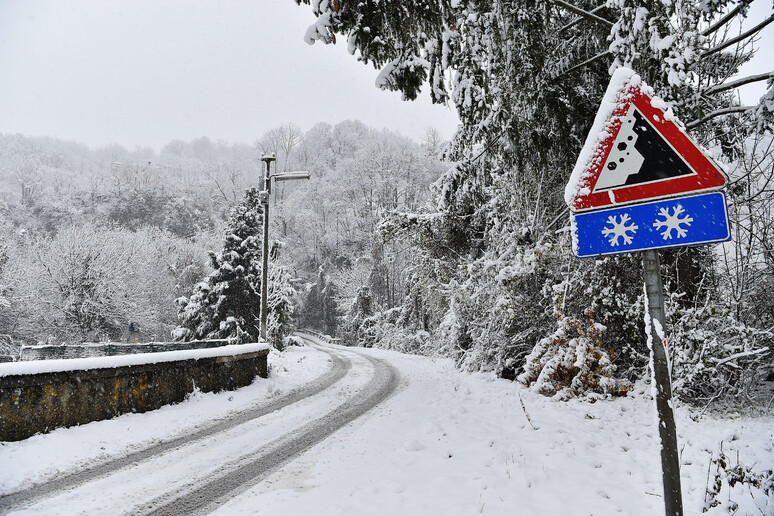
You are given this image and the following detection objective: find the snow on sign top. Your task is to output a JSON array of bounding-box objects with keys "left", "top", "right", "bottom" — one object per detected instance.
[{"left": 565, "top": 68, "right": 727, "bottom": 213}]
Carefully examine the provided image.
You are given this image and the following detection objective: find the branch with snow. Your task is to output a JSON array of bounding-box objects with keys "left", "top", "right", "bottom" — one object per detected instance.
[
  {"left": 701, "top": 14, "right": 774, "bottom": 59},
  {"left": 549, "top": 0, "right": 613, "bottom": 27},
  {"left": 686, "top": 105, "right": 755, "bottom": 130}
]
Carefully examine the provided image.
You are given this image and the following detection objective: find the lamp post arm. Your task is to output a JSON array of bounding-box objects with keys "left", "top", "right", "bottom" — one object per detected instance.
[{"left": 273, "top": 171, "right": 311, "bottom": 182}]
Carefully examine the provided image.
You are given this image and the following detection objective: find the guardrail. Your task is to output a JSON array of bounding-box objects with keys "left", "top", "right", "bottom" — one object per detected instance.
[{"left": 296, "top": 329, "right": 343, "bottom": 345}]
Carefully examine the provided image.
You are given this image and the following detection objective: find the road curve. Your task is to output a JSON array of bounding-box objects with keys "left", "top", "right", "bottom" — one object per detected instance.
[
  {"left": 0, "top": 338, "right": 400, "bottom": 515},
  {"left": 0, "top": 340, "right": 350, "bottom": 512},
  {"left": 138, "top": 342, "right": 400, "bottom": 515}
]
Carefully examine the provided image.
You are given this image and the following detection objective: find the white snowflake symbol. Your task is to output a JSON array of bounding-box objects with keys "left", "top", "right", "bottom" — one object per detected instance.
[
  {"left": 653, "top": 205, "right": 693, "bottom": 240},
  {"left": 601, "top": 213, "right": 638, "bottom": 246}
]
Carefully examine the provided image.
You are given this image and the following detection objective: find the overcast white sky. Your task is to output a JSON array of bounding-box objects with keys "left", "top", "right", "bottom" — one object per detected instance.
[
  {"left": 0, "top": 0, "right": 770, "bottom": 151},
  {"left": 0, "top": 0, "right": 460, "bottom": 150}
]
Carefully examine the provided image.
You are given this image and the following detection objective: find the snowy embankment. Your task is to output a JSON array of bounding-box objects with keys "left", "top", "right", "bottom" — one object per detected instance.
[{"left": 2, "top": 342, "right": 772, "bottom": 515}]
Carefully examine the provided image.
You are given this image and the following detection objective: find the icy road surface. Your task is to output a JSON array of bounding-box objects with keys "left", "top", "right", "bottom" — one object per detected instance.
[{"left": 1, "top": 335, "right": 772, "bottom": 515}]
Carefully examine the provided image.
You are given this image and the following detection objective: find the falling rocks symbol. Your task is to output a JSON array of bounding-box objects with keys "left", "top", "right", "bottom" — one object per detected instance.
[
  {"left": 593, "top": 105, "right": 695, "bottom": 192},
  {"left": 572, "top": 191, "right": 730, "bottom": 258}
]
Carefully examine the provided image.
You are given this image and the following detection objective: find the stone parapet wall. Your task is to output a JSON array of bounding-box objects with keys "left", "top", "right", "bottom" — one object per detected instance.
[{"left": 0, "top": 344, "right": 268, "bottom": 442}]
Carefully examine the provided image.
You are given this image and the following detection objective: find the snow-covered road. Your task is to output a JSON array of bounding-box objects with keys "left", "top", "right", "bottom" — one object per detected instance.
[
  {"left": 0, "top": 338, "right": 400, "bottom": 515},
  {"left": 1, "top": 337, "right": 772, "bottom": 515}
]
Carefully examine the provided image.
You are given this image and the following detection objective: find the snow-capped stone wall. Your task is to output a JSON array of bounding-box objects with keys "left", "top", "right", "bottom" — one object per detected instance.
[{"left": 0, "top": 344, "right": 269, "bottom": 441}]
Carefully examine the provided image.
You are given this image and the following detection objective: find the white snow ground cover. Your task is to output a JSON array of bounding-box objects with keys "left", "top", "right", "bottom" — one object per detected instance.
[
  {"left": 218, "top": 346, "right": 774, "bottom": 515},
  {"left": 2, "top": 344, "right": 772, "bottom": 515},
  {"left": 0, "top": 345, "right": 322, "bottom": 494}
]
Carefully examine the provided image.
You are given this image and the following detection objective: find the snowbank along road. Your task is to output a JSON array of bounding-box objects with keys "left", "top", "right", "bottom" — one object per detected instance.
[{"left": 0, "top": 336, "right": 401, "bottom": 515}]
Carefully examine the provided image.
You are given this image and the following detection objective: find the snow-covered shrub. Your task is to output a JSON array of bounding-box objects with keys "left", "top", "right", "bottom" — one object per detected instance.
[
  {"left": 549, "top": 254, "right": 648, "bottom": 382},
  {"left": 704, "top": 446, "right": 774, "bottom": 514},
  {"left": 283, "top": 335, "right": 305, "bottom": 347},
  {"left": 351, "top": 304, "right": 433, "bottom": 354},
  {"left": 373, "top": 323, "right": 432, "bottom": 355},
  {"left": 669, "top": 302, "right": 772, "bottom": 405},
  {"left": 518, "top": 312, "right": 632, "bottom": 399}
]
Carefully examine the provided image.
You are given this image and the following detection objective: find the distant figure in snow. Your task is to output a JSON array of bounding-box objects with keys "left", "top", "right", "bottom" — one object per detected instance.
[{"left": 125, "top": 322, "right": 140, "bottom": 342}]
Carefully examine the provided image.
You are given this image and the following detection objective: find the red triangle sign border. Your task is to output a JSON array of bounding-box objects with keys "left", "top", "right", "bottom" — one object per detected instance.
[{"left": 566, "top": 68, "right": 727, "bottom": 213}]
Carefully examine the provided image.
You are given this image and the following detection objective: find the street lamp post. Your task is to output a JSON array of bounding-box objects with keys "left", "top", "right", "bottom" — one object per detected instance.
[{"left": 258, "top": 153, "right": 310, "bottom": 342}]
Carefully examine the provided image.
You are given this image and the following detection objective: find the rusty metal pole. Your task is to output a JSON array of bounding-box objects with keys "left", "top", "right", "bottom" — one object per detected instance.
[
  {"left": 259, "top": 154, "right": 275, "bottom": 342},
  {"left": 642, "top": 249, "right": 683, "bottom": 516}
]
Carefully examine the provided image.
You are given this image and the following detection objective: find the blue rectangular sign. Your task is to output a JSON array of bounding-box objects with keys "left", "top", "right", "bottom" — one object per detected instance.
[{"left": 572, "top": 191, "right": 730, "bottom": 258}]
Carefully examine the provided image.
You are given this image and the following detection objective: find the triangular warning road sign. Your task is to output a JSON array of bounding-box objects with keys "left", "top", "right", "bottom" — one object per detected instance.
[{"left": 566, "top": 68, "right": 727, "bottom": 213}]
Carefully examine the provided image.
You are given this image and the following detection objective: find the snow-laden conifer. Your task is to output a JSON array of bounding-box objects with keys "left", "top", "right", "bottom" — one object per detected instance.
[
  {"left": 173, "top": 188, "right": 264, "bottom": 344},
  {"left": 302, "top": 266, "right": 339, "bottom": 337}
]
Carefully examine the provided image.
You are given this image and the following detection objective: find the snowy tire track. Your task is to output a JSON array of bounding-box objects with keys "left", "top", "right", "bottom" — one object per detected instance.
[
  {"left": 0, "top": 340, "right": 350, "bottom": 513},
  {"left": 137, "top": 348, "right": 399, "bottom": 515},
  {"left": 0, "top": 339, "right": 400, "bottom": 515}
]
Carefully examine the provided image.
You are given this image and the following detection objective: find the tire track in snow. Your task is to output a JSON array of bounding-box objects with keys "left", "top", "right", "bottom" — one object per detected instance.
[
  {"left": 135, "top": 345, "right": 400, "bottom": 516},
  {"left": 0, "top": 341, "right": 350, "bottom": 513}
]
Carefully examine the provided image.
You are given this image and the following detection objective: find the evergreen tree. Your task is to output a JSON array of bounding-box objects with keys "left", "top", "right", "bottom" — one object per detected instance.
[
  {"left": 345, "top": 286, "right": 374, "bottom": 345},
  {"left": 266, "top": 248, "right": 296, "bottom": 350},
  {"left": 303, "top": 266, "right": 340, "bottom": 337},
  {"left": 173, "top": 188, "right": 264, "bottom": 344}
]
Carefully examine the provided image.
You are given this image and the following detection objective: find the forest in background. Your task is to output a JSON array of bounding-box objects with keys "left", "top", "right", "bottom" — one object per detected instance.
[
  {"left": 0, "top": 123, "right": 446, "bottom": 352},
  {"left": 1, "top": 0, "right": 773, "bottom": 411}
]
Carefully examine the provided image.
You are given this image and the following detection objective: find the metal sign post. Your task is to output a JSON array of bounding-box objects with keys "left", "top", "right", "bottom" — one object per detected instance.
[
  {"left": 566, "top": 68, "right": 730, "bottom": 516},
  {"left": 642, "top": 249, "right": 683, "bottom": 516}
]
